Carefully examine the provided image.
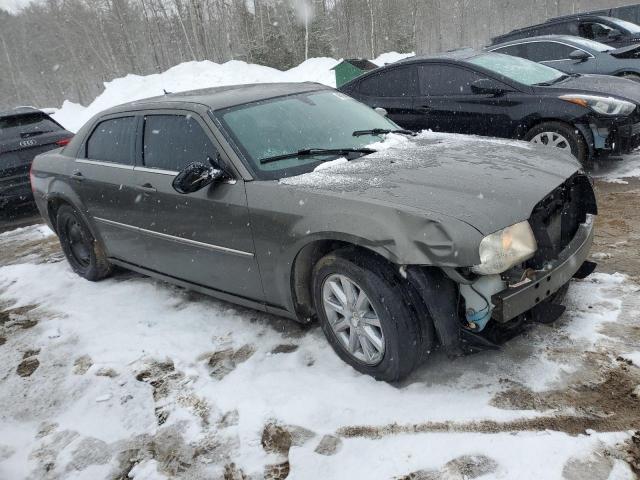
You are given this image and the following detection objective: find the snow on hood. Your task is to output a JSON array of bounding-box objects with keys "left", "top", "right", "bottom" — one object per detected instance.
[
  {"left": 280, "top": 131, "right": 581, "bottom": 234},
  {"left": 51, "top": 52, "right": 413, "bottom": 133}
]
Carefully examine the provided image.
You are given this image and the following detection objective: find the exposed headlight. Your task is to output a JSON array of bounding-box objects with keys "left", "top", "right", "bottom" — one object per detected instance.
[
  {"left": 472, "top": 221, "right": 537, "bottom": 275},
  {"left": 559, "top": 94, "right": 636, "bottom": 116}
]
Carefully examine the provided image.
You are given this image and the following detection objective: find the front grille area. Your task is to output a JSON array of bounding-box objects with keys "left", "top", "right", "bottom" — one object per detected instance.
[{"left": 526, "top": 174, "right": 596, "bottom": 269}]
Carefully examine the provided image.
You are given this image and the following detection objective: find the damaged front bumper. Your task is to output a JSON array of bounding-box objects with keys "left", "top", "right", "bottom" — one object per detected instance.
[
  {"left": 491, "top": 214, "right": 595, "bottom": 323},
  {"left": 583, "top": 115, "right": 640, "bottom": 155}
]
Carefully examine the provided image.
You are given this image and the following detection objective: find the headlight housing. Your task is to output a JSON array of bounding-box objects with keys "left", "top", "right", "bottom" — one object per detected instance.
[
  {"left": 471, "top": 221, "right": 538, "bottom": 275},
  {"left": 559, "top": 94, "right": 636, "bottom": 116}
]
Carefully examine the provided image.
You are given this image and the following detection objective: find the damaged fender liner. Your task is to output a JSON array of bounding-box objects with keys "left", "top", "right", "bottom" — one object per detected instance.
[{"left": 491, "top": 215, "right": 595, "bottom": 323}]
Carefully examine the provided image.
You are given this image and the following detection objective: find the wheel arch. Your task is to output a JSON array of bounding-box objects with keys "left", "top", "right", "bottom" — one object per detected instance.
[{"left": 289, "top": 237, "right": 401, "bottom": 321}]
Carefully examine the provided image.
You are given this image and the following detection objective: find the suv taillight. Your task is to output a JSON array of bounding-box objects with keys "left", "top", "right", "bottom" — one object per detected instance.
[{"left": 56, "top": 136, "right": 73, "bottom": 147}]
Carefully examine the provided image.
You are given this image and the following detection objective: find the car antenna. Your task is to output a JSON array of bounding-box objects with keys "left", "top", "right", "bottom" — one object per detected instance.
[{"left": 163, "top": 89, "right": 171, "bottom": 95}]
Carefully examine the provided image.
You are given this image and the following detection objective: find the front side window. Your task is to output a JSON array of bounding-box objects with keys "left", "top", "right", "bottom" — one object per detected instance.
[
  {"left": 468, "top": 53, "right": 565, "bottom": 87},
  {"left": 143, "top": 115, "right": 217, "bottom": 172},
  {"left": 580, "top": 22, "right": 616, "bottom": 41},
  {"left": 569, "top": 37, "right": 614, "bottom": 52},
  {"left": 357, "top": 66, "right": 418, "bottom": 97},
  {"left": 86, "top": 116, "right": 136, "bottom": 165},
  {"left": 418, "top": 64, "right": 485, "bottom": 96},
  {"left": 523, "top": 42, "right": 579, "bottom": 62},
  {"left": 217, "top": 90, "right": 398, "bottom": 180}
]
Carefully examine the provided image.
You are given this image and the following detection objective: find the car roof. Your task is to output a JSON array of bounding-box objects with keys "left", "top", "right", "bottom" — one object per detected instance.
[
  {"left": 490, "top": 34, "right": 597, "bottom": 48},
  {"left": 100, "top": 82, "right": 331, "bottom": 115},
  {"left": 400, "top": 48, "right": 480, "bottom": 63},
  {"left": 0, "top": 106, "right": 47, "bottom": 119},
  {"left": 494, "top": 14, "right": 611, "bottom": 41}
]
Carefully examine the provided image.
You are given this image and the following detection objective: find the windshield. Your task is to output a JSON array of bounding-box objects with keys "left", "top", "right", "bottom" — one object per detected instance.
[
  {"left": 608, "top": 17, "right": 640, "bottom": 34},
  {"left": 216, "top": 90, "right": 398, "bottom": 180},
  {"left": 468, "top": 52, "right": 566, "bottom": 86},
  {"left": 569, "top": 37, "right": 614, "bottom": 52},
  {"left": 0, "top": 113, "right": 62, "bottom": 140}
]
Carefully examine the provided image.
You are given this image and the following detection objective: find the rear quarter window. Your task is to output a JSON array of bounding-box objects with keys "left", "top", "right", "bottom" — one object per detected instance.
[
  {"left": 357, "top": 66, "right": 418, "bottom": 97},
  {"left": 85, "top": 116, "right": 136, "bottom": 165}
]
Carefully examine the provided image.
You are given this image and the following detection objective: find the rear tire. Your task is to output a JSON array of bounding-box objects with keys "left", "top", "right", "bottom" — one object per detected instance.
[
  {"left": 56, "top": 205, "right": 112, "bottom": 281},
  {"left": 524, "top": 121, "right": 591, "bottom": 168},
  {"left": 312, "top": 249, "right": 426, "bottom": 382}
]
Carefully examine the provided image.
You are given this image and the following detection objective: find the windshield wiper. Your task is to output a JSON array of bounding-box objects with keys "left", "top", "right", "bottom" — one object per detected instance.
[
  {"left": 20, "top": 130, "right": 53, "bottom": 138},
  {"left": 534, "top": 74, "right": 571, "bottom": 87},
  {"left": 352, "top": 128, "right": 416, "bottom": 137},
  {"left": 259, "top": 148, "right": 376, "bottom": 165}
]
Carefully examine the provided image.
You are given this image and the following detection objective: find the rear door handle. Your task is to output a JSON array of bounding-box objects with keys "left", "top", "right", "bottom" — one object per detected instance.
[
  {"left": 416, "top": 105, "right": 432, "bottom": 113},
  {"left": 136, "top": 183, "right": 157, "bottom": 193},
  {"left": 72, "top": 170, "right": 84, "bottom": 181}
]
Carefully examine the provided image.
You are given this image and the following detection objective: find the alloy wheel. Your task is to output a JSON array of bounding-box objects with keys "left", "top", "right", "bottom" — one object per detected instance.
[
  {"left": 530, "top": 131, "right": 572, "bottom": 151},
  {"left": 321, "top": 274, "right": 385, "bottom": 365}
]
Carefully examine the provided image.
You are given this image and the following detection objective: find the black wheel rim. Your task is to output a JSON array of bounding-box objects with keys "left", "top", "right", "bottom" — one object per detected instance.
[{"left": 65, "top": 218, "right": 91, "bottom": 268}]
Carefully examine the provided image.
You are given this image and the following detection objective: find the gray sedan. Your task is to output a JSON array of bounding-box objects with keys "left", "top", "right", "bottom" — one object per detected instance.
[
  {"left": 489, "top": 35, "right": 640, "bottom": 81},
  {"left": 31, "top": 83, "right": 597, "bottom": 381}
]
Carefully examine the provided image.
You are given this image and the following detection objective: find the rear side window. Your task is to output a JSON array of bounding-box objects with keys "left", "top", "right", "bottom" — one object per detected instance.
[
  {"left": 143, "top": 115, "right": 217, "bottom": 172},
  {"left": 522, "top": 42, "right": 578, "bottom": 62},
  {"left": 86, "top": 117, "right": 136, "bottom": 165},
  {"left": 493, "top": 44, "right": 527, "bottom": 58},
  {"left": 357, "top": 66, "right": 418, "bottom": 97},
  {"left": 0, "top": 114, "right": 62, "bottom": 140},
  {"left": 418, "top": 65, "right": 484, "bottom": 96}
]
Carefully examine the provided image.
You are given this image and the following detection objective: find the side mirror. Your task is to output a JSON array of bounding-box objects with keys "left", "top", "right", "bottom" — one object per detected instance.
[
  {"left": 172, "top": 158, "right": 229, "bottom": 194},
  {"left": 608, "top": 28, "right": 623, "bottom": 40},
  {"left": 569, "top": 49, "right": 590, "bottom": 62},
  {"left": 374, "top": 107, "right": 388, "bottom": 117},
  {"left": 470, "top": 78, "right": 505, "bottom": 96}
]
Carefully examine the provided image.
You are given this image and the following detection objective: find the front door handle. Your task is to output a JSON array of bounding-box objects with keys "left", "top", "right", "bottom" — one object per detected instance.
[
  {"left": 136, "top": 183, "right": 157, "bottom": 193},
  {"left": 72, "top": 170, "right": 84, "bottom": 181},
  {"left": 416, "top": 105, "right": 431, "bottom": 113}
]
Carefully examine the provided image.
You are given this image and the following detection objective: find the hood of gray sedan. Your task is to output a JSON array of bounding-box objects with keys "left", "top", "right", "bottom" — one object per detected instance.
[
  {"left": 280, "top": 133, "right": 581, "bottom": 235},
  {"left": 542, "top": 74, "right": 640, "bottom": 104}
]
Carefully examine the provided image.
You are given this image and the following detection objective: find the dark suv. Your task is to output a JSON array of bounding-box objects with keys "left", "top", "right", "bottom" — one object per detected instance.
[
  {"left": 493, "top": 15, "right": 640, "bottom": 48},
  {"left": 1, "top": 108, "right": 73, "bottom": 209}
]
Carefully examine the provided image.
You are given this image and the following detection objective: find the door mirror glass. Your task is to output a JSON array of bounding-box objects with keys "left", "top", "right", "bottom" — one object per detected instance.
[
  {"left": 374, "top": 107, "right": 388, "bottom": 117},
  {"left": 470, "top": 78, "right": 505, "bottom": 95},
  {"left": 608, "top": 28, "right": 623, "bottom": 40},
  {"left": 569, "top": 49, "right": 590, "bottom": 62},
  {"left": 172, "top": 159, "right": 228, "bottom": 194}
]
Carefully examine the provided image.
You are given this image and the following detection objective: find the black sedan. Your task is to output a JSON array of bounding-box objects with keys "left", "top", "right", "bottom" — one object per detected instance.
[
  {"left": 339, "top": 50, "right": 640, "bottom": 167},
  {"left": 489, "top": 35, "right": 640, "bottom": 81}
]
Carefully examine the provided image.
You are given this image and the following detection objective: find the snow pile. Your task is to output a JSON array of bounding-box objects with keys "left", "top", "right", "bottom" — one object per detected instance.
[{"left": 52, "top": 52, "right": 413, "bottom": 133}]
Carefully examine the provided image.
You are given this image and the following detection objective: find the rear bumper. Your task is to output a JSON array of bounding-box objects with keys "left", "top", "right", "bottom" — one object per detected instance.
[
  {"left": 0, "top": 183, "right": 33, "bottom": 208},
  {"left": 491, "top": 214, "right": 594, "bottom": 323}
]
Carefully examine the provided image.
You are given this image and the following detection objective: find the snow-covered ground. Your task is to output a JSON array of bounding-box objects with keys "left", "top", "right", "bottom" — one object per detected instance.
[{"left": 0, "top": 225, "right": 639, "bottom": 479}]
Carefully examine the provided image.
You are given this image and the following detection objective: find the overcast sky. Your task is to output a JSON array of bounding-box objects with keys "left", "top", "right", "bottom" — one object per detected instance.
[{"left": 0, "top": 0, "right": 35, "bottom": 13}]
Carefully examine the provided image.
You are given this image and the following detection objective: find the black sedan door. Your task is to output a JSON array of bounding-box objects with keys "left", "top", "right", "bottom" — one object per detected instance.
[{"left": 414, "top": 63, "right": 519, "bottom": 138}]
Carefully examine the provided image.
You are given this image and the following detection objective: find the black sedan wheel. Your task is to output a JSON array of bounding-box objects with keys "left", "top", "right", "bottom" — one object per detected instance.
[
  {"left": 56, "top": 205, "right": 112, "bottom": 281},
  {"left": 312, "top": 249, "right": 423, "bottom": 382},
  {"left": 525, "top": 121, "right": 590, "bottom": 168}
]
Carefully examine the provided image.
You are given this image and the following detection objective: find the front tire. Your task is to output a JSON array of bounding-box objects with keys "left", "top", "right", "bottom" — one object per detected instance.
[
  {"left": 312, "top": 249, "right": 425, "bottom": 382},
  {"left": 56, "top": 205, "right": 112, "bottom": 281},
  {"left": 524, "top": 121, "right": 590, "bottom": 168}
]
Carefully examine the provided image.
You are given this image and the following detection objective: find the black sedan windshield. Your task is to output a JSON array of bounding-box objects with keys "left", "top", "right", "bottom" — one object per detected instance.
[
  {"left": 469, "top": 52, "right": 566, "bottom": 86},
  {"left": 216, "top": 90, "right": 398, "bottom": 179}
]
